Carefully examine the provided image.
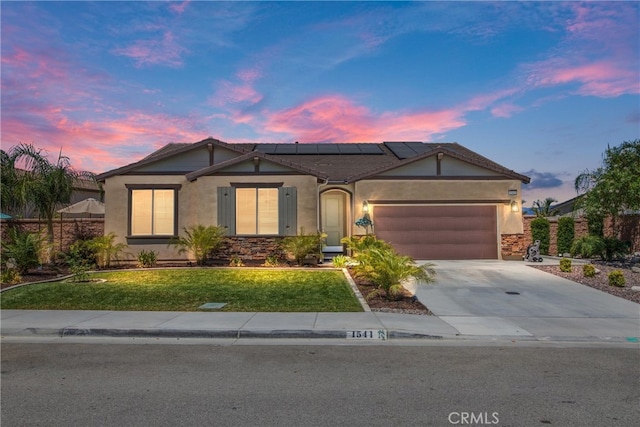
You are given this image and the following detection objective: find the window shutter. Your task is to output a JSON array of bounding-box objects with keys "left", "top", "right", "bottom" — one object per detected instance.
[
  {"left": 217, "top": 187, "right": 236, "bottom": 235},
  {"left": 278, "top": 187, "right": 297, "bottom": 236}
]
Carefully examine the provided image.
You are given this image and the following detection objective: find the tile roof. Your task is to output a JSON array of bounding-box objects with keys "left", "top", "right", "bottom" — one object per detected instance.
[{"left": 97, "top": 138, "right": 530, "bottom": 184}]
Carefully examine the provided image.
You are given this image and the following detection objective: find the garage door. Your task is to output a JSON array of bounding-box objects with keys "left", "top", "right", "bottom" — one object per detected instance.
[{"left": 374, "top": 205, "right": 498, "bottom": 260}]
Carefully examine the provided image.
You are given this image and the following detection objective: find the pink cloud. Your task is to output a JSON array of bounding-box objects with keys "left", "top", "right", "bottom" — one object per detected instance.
[
  {"left": 532, "top": 60, "right": 639, "bottom": 98},
  {"left": 2, "top": 109, "right": 207, "bottom": 173},
  {"left": 169, "top": 1, "right": 190, "bottom": 15},
  {"left": 490, "top": 103, "right": 523, "bottom": 118},
  {"left": 209, "top": 80, "right": 263, "bottom": 109},
  {"left": 236, "top": 67, "right": 262, "bottom": 82},
  {"left": 263, "top": 95, "right": 466, "bottom": 142},
  {"left": 112, "top": 31, "right": 188, "bottom": 68}
]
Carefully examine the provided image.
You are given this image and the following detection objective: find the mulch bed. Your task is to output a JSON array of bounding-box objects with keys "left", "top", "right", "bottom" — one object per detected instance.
[
  {"left": 530, "top": 262, "right": 640, "bottom": 304},
  {"left": 349, "top": 274, "right": 432, "bottom": 315}
]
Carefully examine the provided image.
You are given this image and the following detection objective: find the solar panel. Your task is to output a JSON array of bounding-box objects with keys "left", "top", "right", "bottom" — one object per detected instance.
[
  {"left": 275, "top": 144, "right": 297, "bottom": 154},
  {"left": 358, "top": 144, "right": 384, "bottom": 154},
  {"left": 405, "top": 142, "right": 429, "bottom": 154},
  {"left": 384, "top": 142, "right": 415, "bottom": 159},
  {"left": 337, "top": 144, "right": 361, "bottom": 154},
  {"left": 296, "top": 144, "right": 319, "bottom": 154},
  {"left": 255, "top": 144, "right": 277, "bottom": 154},
  {"left": 317, "top": 144, "right": 340, "bottom": 154}
]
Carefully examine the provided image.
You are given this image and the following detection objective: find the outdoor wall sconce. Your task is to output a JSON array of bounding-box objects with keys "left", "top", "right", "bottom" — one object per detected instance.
[
  {"left": 362, "top": 200, "right": 370, "bottom": 214},
  {"left": 510, "top": 200, "right": 519, "bottom": 212}
]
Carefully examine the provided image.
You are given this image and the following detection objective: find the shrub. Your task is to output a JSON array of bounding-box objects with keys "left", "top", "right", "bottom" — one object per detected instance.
[
  {"left": 559, "top": 258, "right": 572, "bottom": 272},
  {"left": 356, "top": 247, "right": 436, "bottom": 300},
  {"left": 87, "top": 233, "right": 129, "bottom": 268},
  {"left": 1, "top": 227, "right": 46, "bottom": 273},
  {"left": 282, "top": 228, "right": 326, "bottom": 266},
  {"left": 69, "top": 262, "right": 91, "bottom": 282},
  {"left": 168, "top": 225, "right": 225, "bottom": 266},
  {"left": 68, "top": 239, "right": 98, "bottom": 267},
  {"left": 602, "top": 237, "right": 630, "bottom": 262},
  {"left": 608, "top": 270, "right": 625, "bottom": 287},
  {"left": 331, "top": 255, "right": 350, "bottom": 268},
  {"left": 229, "top": 254, "right": 245, "bottom": 267},
  {"left": 557, "top": 217, "right": 575, "bottom": 255},
  {"left": 262, "top": 253, "right": 281, "bottom": 267},
  {"left": 571, "top": 235, "right": 605, "bottom": 259},
  {"left": 1, "top": 268, "right": 21, "bottom": 285},
  {"left": 341, "top": 235, "right": 393, "bottom": 256},
  {"left": 137, "top": 250, "right": 158, "bottom": 268},
  {"left": 582, "top": 264, "right": 596, "bottom": 278},
  {"left": 531, "top": 217, "right": 550, "bottom": 255}
]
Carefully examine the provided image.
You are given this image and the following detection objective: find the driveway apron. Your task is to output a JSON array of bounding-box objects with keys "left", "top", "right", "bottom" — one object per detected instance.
[{"left": 412, "top": 260, "right": 640, "bottom": 339}]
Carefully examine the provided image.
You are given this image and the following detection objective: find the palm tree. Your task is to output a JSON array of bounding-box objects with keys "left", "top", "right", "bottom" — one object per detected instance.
[
  {"left": 2, "top": 143, "right": 96, "bottom": 245},
  {"left": 532, "top": 197, "right": 560, "bottom": 217}
]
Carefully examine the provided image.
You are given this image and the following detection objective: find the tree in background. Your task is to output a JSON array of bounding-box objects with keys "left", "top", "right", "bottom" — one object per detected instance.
[
  {"left": 531, "top": 197, "right": 560, "bottom": 217},
  {"left": 575, "top": 140, "right": 640, "bottom": 235},
  {"left": 0, "top": 143, "right": 96, "bottom": 246}
]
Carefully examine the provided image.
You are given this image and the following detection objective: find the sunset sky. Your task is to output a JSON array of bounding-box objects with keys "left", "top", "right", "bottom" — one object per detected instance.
[{"left": 1, "top": 1, "right": 638, "bottom": 206}]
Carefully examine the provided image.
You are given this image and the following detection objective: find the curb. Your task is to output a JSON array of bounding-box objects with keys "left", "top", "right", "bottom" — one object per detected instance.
[{"left": 2, "top": 327, "right": 444, "bottom": 340}]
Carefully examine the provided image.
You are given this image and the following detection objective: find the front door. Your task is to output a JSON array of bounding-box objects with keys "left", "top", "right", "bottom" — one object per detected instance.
[{"left": 321, "top": 192, "right": 345, "bottom": 247}]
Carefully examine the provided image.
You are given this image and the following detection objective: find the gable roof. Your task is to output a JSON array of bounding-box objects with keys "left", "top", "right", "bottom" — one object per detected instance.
[
  {"left": 95, "top": 138, "right": 248, "bottom": 181},
  {"left": 347, "top": 142, "right": 531, "bottom": 183},
  {"left": 96, "top": 138, "right": 530, "bottom": 184},
  {"left": 185, "top": 151, "right": 329, "bottom": 181}
]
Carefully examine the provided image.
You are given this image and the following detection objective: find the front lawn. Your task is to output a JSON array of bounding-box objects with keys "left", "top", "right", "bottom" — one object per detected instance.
[{"left": 0, "top": 268, "right": 364, "bottom": 312}]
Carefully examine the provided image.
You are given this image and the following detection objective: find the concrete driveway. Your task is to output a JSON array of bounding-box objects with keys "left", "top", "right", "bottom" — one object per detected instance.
[{"left": 409, "top": 260, "right": 640, "bottom": 340}]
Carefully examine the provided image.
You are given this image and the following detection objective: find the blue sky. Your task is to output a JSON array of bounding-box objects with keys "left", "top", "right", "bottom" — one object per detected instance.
[{"left": 1, "top": 1, "right": 638, "bottom": 206}]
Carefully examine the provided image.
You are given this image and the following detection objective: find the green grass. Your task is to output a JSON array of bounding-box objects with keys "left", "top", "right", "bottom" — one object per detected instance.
[{"left": 0, "top": 269, "right": 364, "bottom": 312}]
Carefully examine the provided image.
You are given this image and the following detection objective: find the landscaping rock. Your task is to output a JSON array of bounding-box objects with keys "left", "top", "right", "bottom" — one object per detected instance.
[{"left": 631, "top": 266, "right": 640, "bottom": 273}]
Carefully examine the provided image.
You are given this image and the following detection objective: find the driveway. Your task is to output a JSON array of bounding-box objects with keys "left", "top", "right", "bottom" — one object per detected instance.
[{"left": 409, "top": 260, "right": 640, "bottom": 340}]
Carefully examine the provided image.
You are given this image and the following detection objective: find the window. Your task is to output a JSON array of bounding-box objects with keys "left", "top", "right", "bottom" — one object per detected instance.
[
  {"left": 127, "top": 185, "right": 180, "bottom": 236},
  {"left": 236, "top": 188, "right": 278, "bottom": 235},
  {"left": 217, "top": 186, "right": 296, "bottom": 236}
]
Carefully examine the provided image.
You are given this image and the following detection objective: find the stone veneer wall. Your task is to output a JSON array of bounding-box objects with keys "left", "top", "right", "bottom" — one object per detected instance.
[
  {"left": 0, "top": 218, "right": 104, "bottom": 254},
  {"left": 217, "top": 236, "right": 285, "bottom": 263}
]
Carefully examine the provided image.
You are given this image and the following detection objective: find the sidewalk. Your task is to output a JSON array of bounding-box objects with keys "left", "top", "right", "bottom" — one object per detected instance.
[
  {"left": 0, "top": 309, "right": 456, "bottom": 340},
  {"left": 2, "top": 308, "right": 638, "bottom": 343}
]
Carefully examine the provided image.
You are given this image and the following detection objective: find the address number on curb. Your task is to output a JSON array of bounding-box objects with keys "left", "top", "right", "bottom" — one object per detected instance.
[{"left": 346, "top": 330, "right": 387, "bottom": 340}]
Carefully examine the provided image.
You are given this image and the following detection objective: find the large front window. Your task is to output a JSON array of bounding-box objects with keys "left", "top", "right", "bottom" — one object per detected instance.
[
  {"left": 236, "top": 188, "right": 278, "bottom": 235},
  {"left": 130, "top": 189, "right": 176, "bottom": 236}
]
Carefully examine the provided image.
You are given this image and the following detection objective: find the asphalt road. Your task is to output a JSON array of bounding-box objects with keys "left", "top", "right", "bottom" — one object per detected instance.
[{"left": 1, "top": 342, "right": 638, "bottom": 427}]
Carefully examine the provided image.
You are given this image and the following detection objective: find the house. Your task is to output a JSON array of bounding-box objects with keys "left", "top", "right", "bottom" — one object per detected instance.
[{"left": 96, "top": 138, "right": 530, "bottom": 261}]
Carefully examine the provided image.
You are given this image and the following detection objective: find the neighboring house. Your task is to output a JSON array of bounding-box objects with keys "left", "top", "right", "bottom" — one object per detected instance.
[{"left": 96, "top": 138, "right": 530, "bottom": 261}]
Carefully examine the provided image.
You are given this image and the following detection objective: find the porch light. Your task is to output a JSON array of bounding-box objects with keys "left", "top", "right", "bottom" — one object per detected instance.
[
  {"left": 510, "top": 200, "right": 519, "bottom": 212},
  {"left": 362, "top": 200, "right": 369, "bottom": 214}
]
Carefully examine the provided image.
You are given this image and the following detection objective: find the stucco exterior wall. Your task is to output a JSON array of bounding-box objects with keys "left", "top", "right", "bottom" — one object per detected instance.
[
  {"left": 354, "top": 179, "right": 524, "bottom": 236},
  {"left": 103, "top": 174, "right": 319, "bottom": 261}
]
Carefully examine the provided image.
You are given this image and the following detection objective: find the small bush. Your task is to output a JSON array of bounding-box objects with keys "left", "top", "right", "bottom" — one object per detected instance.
[
  {"left": 331, "top": 255, "right": 350, "bottom": 268},
  {"left": 87, "top": 233, "right": 129, "bottom": 268},
  {"left": 168, "top": 225, "right": 225, "bottom": 265},
  {"left": 262, "top": 253, "right": 281, "bottom": 267},
  {"left": 229, "top": 254, "right": 245, "bottom": 267},
  {"left": 582, "top": 264, "right": 596, "bottom": 278},
  {"left": 571, "top": 235, "right": 605, "bottom": 259},
  {"left": 282, "top": 228, "right": 326, "bottom": 266},
  {"left": 1, "top": 228, "right": 46, "bottom": 273},
  {"left": 559, "top": 258, "right": 572, "bottom": 272},
  {"left": 69, "top": 262, "right": 91, "bottom": 282},
  {"left": 1, "top": 268, "right": 22, "bottom": 285},
  {"left": 137, "top": 250, "right": 158, "bottom": 268},
  {"left": 608, "top": 270, "right": 625, "bottom": 287},
  {"left": 531, "top": 217, "right": 550, "bottom": 255},
  {"left": 602, "top": 237, "right": 630, "bottom": 262}
]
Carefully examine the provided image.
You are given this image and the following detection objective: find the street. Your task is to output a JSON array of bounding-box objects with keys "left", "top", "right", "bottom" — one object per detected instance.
[{"left": 1, "top": 341, "right": 638, "bottom": 426}]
